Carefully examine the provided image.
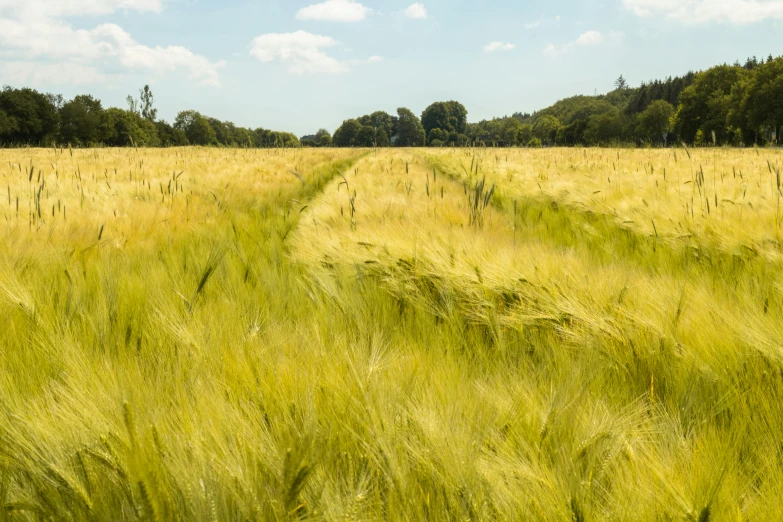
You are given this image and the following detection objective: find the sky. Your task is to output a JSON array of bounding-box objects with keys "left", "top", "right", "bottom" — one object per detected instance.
[{"left": 0, "top": 0, "right": 782, "bottom": 136}]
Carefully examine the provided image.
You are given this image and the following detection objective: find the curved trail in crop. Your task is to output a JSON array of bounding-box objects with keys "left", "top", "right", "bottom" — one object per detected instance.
[
  {"left": 294, "top": 150, "right": 783, "bottom": 369},
  {"left": 421, "top": 150, "right": 783, "bottom": 279},
  {"left": 288, "top": 148, "right": 783, "bottom": 517}
]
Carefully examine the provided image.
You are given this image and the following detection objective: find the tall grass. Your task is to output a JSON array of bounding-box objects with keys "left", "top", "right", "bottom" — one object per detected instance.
[{"left": 2, "top": 146, "right": 783, "bottom": 520}]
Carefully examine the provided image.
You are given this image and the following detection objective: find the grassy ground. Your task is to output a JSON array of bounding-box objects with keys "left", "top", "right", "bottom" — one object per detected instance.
[{"left": 2, "top": 146, "right": 783, "bottom": 520}]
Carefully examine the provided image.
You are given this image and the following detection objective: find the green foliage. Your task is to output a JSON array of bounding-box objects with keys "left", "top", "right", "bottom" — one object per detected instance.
[
  {"left": 421, "top": 101, "right": 468, "bottom": 138},
  {"left": 369, "top": 111, "right": 394, "bottom": 137},
  {"left": 332, "top": 111, "right": 394, "bottom": 148},
  {"left": 206, "top": 118, "right": 233, "bottom": 146},
  {"left": 469, "top": 118, "right": 529, "bottom": 147},
  {"left": 674, "top": 65, "right": 746, "bottom": 144},
  {"left": 534, "top": 96, "right": 617, "bottom": 126},
  {"left": 428, "top": 127, "right": 447, "bottom": 145},
  {"left": 356, "top": 125, "right": 377, "bottom": 147},
  {"left": 376, "top": 129, "right": 390, "bottom": 147},
  {"left": 556, "top": 120, "right": 589, "bottom": 146},
  {"left": 625, "top": 73, "right": 695, "bottom": 115},
  {"left": 174, "top": 111, "right": 217, "bottom": 146},
  {"left": 0, "top": 85, "right": 298, "bottom": 148},
  {"left": 0, "top": 87, "right": 59, "bottom": 145},
  {"left": 638, "top": 100, "right": 675, "bottom": 143},
  {"left": 515, "top": 55, "right": 782, "bottom": 146},
  {"left": 139, "top": 85, "right": 157, "bottom": 122},
  {"left": 155, "top": 121, "right": 189, "bottom": 147},
  {"left": 315, "top": 128, "right": 332, "bottom": 147},
  {"left": 500, "top": 118, "right": 524, "bottom": 146},
  {"left": 744, "top": 57, "right": 783, "bottom": 142},
  {"left": 137, "top": 118, "right": 161, "bottom": 147},
  {"left": 59, "top": 95, "right": 104, "bottom": 146},
  {"left": 232, "top": 127, "right": 254, "bottom": 147},
  {"left": 533, "top": 115, "right": 561, "bottom": 146},
  {"left": 333, "top": 119, "right": 362, "bottom": 147},
  {"left": 102, "top": 108, "right": 150, "bottom": 147},
  {"left": 396, "top": 107, "right": 426, "bottom": 147},
  {"left": 253, "top": 128, "right": 299, "bottom": 148},
  {"left": 518, "top": 124, "right": 533, "bottom": 145},
  {"left": 583, "top": 112, "right": 623, "bottom": 145},
  {"left": 0, "top": 109, "right": 12, "bottom": 139}
]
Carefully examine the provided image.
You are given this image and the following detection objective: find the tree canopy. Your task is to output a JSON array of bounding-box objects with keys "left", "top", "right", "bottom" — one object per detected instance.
[{"left": 396, "top": 108, "right": 426, "bottom": 147}]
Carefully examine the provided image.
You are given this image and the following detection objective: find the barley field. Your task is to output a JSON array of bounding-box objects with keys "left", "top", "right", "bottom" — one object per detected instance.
[{"left": 2, "top": 146, "right": 783, "bottom": 521}]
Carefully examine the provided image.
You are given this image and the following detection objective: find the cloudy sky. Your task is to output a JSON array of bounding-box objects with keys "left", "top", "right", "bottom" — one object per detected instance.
[{"left": 1, "top": 0, "right": 781, "bottom": 135}]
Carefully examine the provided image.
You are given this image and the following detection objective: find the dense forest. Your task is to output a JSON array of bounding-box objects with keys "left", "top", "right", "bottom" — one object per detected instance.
[
  {"left": 1, "top": 54, "right": 781, "bottom": 148},
  {"left": 458, "top": 54, "right": 779, "bottom": 148}
]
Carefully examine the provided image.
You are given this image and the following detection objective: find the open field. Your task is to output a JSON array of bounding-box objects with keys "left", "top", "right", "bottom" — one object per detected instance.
[{"left": 2, "top": 146, "right": 783, "bottom": 520}]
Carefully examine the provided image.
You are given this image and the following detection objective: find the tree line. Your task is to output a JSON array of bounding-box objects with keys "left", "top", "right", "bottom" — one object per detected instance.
[
  {"left": 0, "top": 85, "right": 299, "bottom": 148},
  {"left": 1, "top": 53, "right": 781, "bottom": 148},
  {"left": 319, "top": 54, "right": 782, "bottom": 148}
]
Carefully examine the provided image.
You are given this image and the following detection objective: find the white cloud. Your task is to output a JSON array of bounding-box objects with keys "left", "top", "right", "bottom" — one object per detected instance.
[
  {"left": 349, "top": 55, "right": 384, "bottom": 65},
  {"left": 0, "top": 0, "right": 163, "bottom": 18},
  {"left": 622, "top": 0, "right": 783, "bottom": 24},
  {"left": 484, "top": 41, "right": 515, "bottom": 52},
  {"left": 250, "top": 31, "right": 382, "bottom": 74},
  {"left": 404, "top": 3, "right": 428, "bottom": 19},
  {"left": 524, "top": 20, "right": 540, "bottom": 29},
  {"left": 0, "top": 18, "right": 224, "bottom": 86},
  {"left": 575, "top": 30, "right": 604, "bottom": 45},
  {"left": 250, "top": 31, "right": 348, "bottom": 74},
  {"left": 0, "top": 0, "right": 224, "bottom": 87},
  {"left": 0, "top": 61, "right": 110, "bottom": 86},
  {"left": 544, "top": 30, "right": 620, "bottom": 56},
  {"left": 296, "top": 0, "right": 370, "bottom": 22},
  {"left": 543, "top": 44, "right": 559, "bottom": 57}
]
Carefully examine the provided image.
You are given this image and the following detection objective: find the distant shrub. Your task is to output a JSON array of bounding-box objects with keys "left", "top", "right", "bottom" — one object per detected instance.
[{"left": 527, "top": 137, "right": 543, "bottom": 148}]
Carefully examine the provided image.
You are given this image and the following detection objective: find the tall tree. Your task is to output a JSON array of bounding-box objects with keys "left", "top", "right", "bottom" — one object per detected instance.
[
  {"left": 0, "top": 109, "right": 13, "bottom": 140},
  {"left": 421, "top": 101, "right": 468, "bottom": 141},
  {"left": 332, "top": 119, "right": 362, "bottom": 147},
  {"left": 421, "top": 102, "right": 450, "bottom": 137},
  {"left": 207, "top": 117, "right": 232, "bottom": 145},
  {"left": 583, "top": 112, "right": 623, "bottom": 145},
  {"left": 140, "top": 85, "right": 157, "bottom": 122},
  {"left": 396, "top": 108, "right": 426, "bottom": 147},
  {"left": 315, "top": 128, "right": 332, "bottom": 147},
  {"left": 333, "top": 119, "right": 361, "bottom": 147},
  {"left": 369, "top": 111, "right": 393, "bottom": 137},
  {"left": 674, "top": 65, "right": 746, "bottom": 144},
  {"left": 745, "top": 57, "right": 783, "bottom": 143},
  {"left": 126, "top": 95, "right": 139, "bottom": 116},
  {"left": 59, "top": 95, "right": 104, "bottom": 145},
  {"left": 637, "top": 100, "right": 674, "bottom": 144},
  {"left": 532, "top": 115, "right": 561, "bottom": 145},
  {"left": 103, "top": 108, "right": 143, "bottom": 146},
  {"left": 0, "top": 87, "right": 59, "bottom": 145},
  {"left": 174, "top": 110, "right": 217, "bottom": 146},
  {"left": 355, "top": 126, "right": 376, "bottom": 147},
  {"left": 155, "top": 120, "right": 189, "bottom": 146}
]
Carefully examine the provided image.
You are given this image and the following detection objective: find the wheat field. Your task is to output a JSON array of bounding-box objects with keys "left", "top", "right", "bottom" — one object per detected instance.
[{"left": 2, "top": 146, "right": 783, "bottom": 521}]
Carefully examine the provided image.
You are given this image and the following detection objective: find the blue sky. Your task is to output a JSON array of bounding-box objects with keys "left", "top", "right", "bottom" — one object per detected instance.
[{"left": 0, "top": 0, "right": 781, "bottom": 135}]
